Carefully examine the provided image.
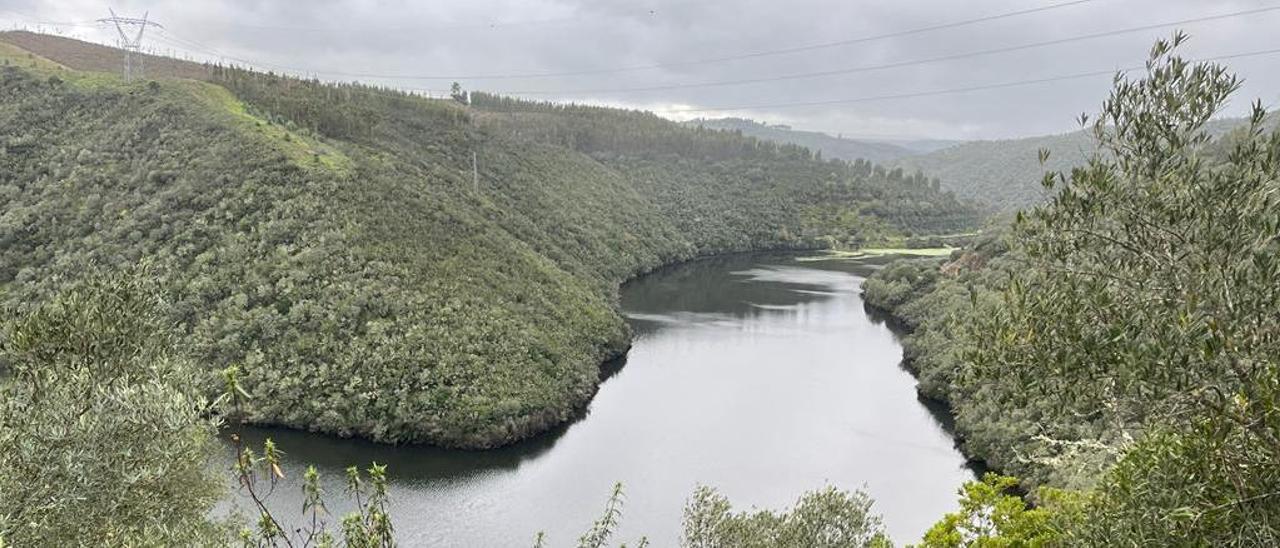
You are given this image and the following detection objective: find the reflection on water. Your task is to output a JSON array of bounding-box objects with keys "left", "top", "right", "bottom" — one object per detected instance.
[{"left": 223, "top": 253, "right": 973, "bottom": 546}]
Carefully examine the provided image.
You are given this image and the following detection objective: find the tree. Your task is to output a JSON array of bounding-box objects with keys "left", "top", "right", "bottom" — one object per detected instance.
[
  {"left": 920, "top": 474, "right": 1058, "bottom": 547},
  {"left": 0, "top": 270, "right": 224, "bottom": 545},
  {"left": 681, "top": 485, "right": 890, "bottom": 548},
  {"left": 969, "top": 32, "right": 1280, "bottom": 544},
  {"left": 222, "top": 365, "right": 396, "bottom": 548}
]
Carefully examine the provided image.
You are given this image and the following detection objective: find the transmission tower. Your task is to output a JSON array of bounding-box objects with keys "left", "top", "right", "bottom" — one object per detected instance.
[{"left": 97, "top": 9, "right": 162, "bottom": 82}]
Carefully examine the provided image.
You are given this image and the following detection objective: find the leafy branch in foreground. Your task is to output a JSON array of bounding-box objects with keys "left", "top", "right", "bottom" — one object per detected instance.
[
  {"left": 0, "top": 267, "right": 398, "bottom": 547},
  {"left": 0, "top": 271, "right": 223, "bottom": 546},
  {"left": 576, "top": 482, "right": 630, "bottom": 548},
  {"left": 866, "top": 33, "right": 1280, "bottom": 546},
  {"left": 980, "top": 33, "right": 1280, "bottom": 544},
  {"left": 223, "top": 366, "right": 394, "bottom": 548},
  {"left": 535, "top": 482, "right": 887, "bottom": 548},
  {"left": 682, "top": 485, "right": 890, "bottom": 548},
  {"left": 920, "top": 474, "right": 1059, "bottom": 547},
  {"left": 531, "top": 482, "right": 649, "bottom": 548}
]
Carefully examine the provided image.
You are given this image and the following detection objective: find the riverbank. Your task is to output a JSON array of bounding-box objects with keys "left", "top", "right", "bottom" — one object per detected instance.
[
  {"left": 856, "top": 238, "right": 1085, "bottom": 488},
  {"left": 224, "top": 252, "right": 974, "bottom": 544},
  {"left": 859, "top": 280, "right": 994, "bottom": 474},
  {"left": 227, "top": 244, "right": 833, "bottom": 450},
  {"left": 231, "top": 243, "right": 954, "bottom": 451}
]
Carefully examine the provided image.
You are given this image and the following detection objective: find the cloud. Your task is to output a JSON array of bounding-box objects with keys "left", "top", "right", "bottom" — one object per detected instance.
[{"left": 4, "top": 0, "right": 1278, "bottom": 139}]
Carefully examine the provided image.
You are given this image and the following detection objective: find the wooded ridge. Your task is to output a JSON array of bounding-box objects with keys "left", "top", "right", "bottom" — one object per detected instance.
[{"left": 0, "top": 32, "right": 978, "bottom": 448}]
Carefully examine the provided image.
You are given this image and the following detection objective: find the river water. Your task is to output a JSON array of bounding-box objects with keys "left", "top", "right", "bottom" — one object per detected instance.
[{"left": 227, "top": 253, "right": 974, "bottom": 546}]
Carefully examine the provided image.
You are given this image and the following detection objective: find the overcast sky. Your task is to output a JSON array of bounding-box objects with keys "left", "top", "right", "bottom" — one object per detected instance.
[{"left": 3, "top": 0, "right": 1279, "bottom": 140}]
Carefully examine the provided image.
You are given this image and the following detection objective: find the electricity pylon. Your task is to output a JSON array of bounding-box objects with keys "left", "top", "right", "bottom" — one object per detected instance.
[{"left": 98, "top": 9, "right": 162, "bottom": 82}]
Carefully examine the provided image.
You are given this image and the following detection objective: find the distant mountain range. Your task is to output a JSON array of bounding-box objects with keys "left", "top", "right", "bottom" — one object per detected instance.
[
  {"left": 892, "top": 116, "right": 1271, "bottom": 213},
  {"left": 681, "top": 118, "right": 957, "bottom": 165},
  {"left": 689, "top": 116, "right": 1271, "bottom": 213},
  {"left": 893, "top": 130, "right": 1096, "bottom": 213}
]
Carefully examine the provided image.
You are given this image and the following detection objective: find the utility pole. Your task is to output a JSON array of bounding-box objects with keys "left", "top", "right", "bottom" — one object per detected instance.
[
  {"left": 98, "top": 9, "right": 162, "bottom": 82},
  {"left": 472, "top": 150, "right": 479, "bottom": 189}
]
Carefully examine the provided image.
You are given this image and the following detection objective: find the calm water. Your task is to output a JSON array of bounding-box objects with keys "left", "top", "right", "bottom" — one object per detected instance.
[{"left": 225, "top": 253, "right": 974, "bottom": 546}]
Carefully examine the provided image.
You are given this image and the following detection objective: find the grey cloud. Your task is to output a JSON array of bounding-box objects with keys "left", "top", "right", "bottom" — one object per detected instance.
[{"left": 5, "top": 0, "right": 1278, "bottom": 139}]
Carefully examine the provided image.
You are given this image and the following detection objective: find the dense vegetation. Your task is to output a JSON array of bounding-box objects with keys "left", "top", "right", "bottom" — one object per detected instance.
[
  {"left": 468, "top": 92, "right": 977, "bottom": 241},
  {"left": 0, "top": 35, "right": 977, "bottom": 451},
  {"left": 8, "top": 25, "right": 1276, "bottom": 547},
  {"left": 0, "top": 272, "right": 224, "bottom": 545},
  {"left": 681, "top": 117, "right": 917, "bottom": 165},
  {"left": 0, "top": 270, "right": 894, "bottom": 547},
  {"left": 866, "top": 35, "right": 1280, "bottom": 545},
  {"left": 892, "top": 112, "right": 1268, "bottom": 213},
  {"left": 892, "top": 129, "right": 1098, "bottom": 213}
]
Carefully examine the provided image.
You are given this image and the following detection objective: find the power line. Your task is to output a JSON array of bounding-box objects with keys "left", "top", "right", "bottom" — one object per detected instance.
[
  {"left": 191, "top": 13, "right": 593, "bottom": 33},
  {"left": 147, "top": 30, "right": 456, "bottom": 94},
  {"left": 612, "top": 0, "right": 1104, "bottom": 74},
  {"left": 9, "top": 5, "right": 1277, "bottom": 119},
  {"left": 0, "top": 9, "right": 97, "bottom": 28},
  {"left": 151, "top": 31, "right": 275, "bottom": 68},
  {"left": 153, "top": 3, "right": 1278, "bottom": 97},
  {"left": 141, "top": 31, "right": 456, "bottom": 97},
  {"left": 0, "top": 8, "right": 586, "bottom": 33},
  {"left": 178, "top": 5, "right": 726, "bottom": 34},
  {"left": 493, "top": 5, "right": 1280, "bottom": 96},
  {"left": 649, "top": 47, "right": 1280, "bottom": 114},
  {"left": 161, "top": 0, "right": 1106, "bottom": 81},
  {"left": 138, "top": 19, "right": 1280, "bottom": 114},
  {"left": 152, "top": 32, "right": 317, "bottom": 74}
]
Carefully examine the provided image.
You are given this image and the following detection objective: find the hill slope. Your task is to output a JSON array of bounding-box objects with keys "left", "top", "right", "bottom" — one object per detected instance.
[
  {"left": 0, "top": 33, "right": 978, "bottom": 448},
  {"left": 893, "top": 130, "right": 1095, "bottom": 213},
  {"left": 893, "top": 117, "right": 1269, "bottom": 213},
  {"left": 682, "top": 117, "right": 916, "bottom": 165}
]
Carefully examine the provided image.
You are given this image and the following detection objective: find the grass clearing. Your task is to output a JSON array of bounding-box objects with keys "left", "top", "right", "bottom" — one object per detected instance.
[
  {"left": 175, "top": 80, "right": 353, "bottom": 174},
  {"left": 0, "top": 41, "right": 67, "bottom": 72},
  {"left": 1, "top": 40, "right": 351, "bottom": 176},
  {"left": 797, "top": 247, "right": 957, "bottom": 262}
]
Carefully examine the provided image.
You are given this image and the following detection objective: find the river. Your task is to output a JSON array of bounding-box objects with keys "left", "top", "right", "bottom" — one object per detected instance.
[{"left": 226, "top": 253, "right": 975, "bottom": 546}]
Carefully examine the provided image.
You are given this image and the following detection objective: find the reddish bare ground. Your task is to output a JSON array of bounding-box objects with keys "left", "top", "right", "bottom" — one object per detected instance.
[{"left": 0, "top": 30, "right": 215, "bottom": 80}]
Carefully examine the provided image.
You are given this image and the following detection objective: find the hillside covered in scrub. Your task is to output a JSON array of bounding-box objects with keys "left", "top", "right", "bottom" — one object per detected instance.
[
  {"left": 0, "top": 32, "right": 978, "bottom": 448},
  {"left": 863, "top": 39, "right": 1280, "bottom": 544},
  {"left": 680, "top": 117, "right": 923, "bottom": 164},
  {"left": 892, "top": 130, "right": 1097, "bottom": 212},
  {"left": 891, "top": 116, "right": 1271, "bottom": 213}
]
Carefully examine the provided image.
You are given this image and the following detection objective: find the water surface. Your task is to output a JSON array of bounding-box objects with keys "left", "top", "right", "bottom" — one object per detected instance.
[{"left": 228, "top": 253, "right": 973, "bottom": 545}]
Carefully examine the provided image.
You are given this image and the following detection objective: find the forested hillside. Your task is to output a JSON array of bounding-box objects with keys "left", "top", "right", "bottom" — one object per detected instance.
[
  {"left": 865, "top": 37, "right": 1280, "bottom": 545},
  {"left": 681, "top": 117, "right": 917, "bottom": 164},
  {"left": 892, "top": 129, "right": 1097, "bottom": 212},
  {"left": 893, "top": 115, "right": 1268, "bottom": 213},
  {"left": 683, "top": 114, "right": 1260, "bottom": 215},
  {"left": 470, "top": 95, "right": 977, "bottom": 240},
  {"left": 4, "top": 24, "right": 1278, "bottom": 546},
  {"left": 0, "top": 34, "right": 977, "bottom": 449}
]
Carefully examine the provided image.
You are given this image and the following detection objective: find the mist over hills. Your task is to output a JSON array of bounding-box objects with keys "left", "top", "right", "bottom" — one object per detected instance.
[
  {"left": 688, "top": 113, "right": 1271, "bottom": 213},
  {"left": 681, "top": 117, "right": 921, "bottom": 164},
  {"left": 893, "top": 130, "right": 1096, "bottom": 212},
  {"left": 893, "top": 116, "right": 1271, "bottom": 212},
  {"left": 682, "top": 115, "right": 1090, "bottom": 212}
]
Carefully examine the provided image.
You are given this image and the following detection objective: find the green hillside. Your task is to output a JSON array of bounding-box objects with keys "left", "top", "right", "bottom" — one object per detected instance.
[
  {"left": 893, "top": 116, "right": 1268, "bottom": 213},
  {"left": 0, "top": 33, "right": 978, "bottom": 448},
  {"left": 893, "top": 129, "right": 1097, "bottom": 212},
  {"left": 682, "top": 117, "right": 916, "bottom": 164},
  {"left": 865, "top": 39, "right": 1280, "bottom": 545}
]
